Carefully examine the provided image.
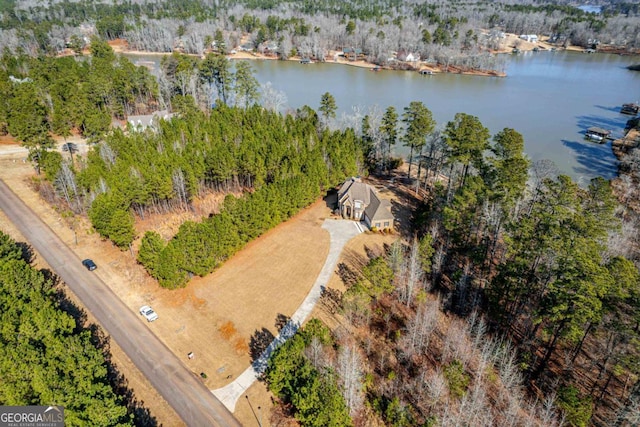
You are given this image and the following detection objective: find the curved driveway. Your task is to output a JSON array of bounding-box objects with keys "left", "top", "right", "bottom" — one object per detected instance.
[
  {"left": 213, "top": 219, "right": 363, "bottom": 411},
  {"left": 0, "top": 180, "right": 240, "bottom": 427}
]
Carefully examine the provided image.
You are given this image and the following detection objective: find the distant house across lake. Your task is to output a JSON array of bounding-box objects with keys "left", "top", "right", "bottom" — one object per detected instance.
[
  {"left": 343, "top": 47, "right": 363, "bottom": 61},
  {"left": 519, "top": 34, "right": 539, "bottom": 43},
  {"left": 238, "top": 42, "right": 254, "bottom": 52},
  {"left": 258, "top": 41, "right": 279, "bottom": 56},
  {"left": 397, "top": 49, "right": 420, "bottom": 62}
]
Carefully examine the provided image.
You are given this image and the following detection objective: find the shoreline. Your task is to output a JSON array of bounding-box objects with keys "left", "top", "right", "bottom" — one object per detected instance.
[
  {"left": 102, "top": 32, "right": 633, "bottom": 79},
  {"left": 72, "top": 32, "right": 637, "bottom": 80},
  {"left": 103, "top": 33, "right": 564, "bottom": 78},
  {"left": 112, "top": 45, "right": 508, "bottom": 77}
]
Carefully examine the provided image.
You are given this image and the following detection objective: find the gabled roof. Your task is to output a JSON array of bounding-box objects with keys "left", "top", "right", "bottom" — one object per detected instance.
[
  {"left": 338, "top": 177, "right": 371, "bottom": 205},
  {"left": 587, "top": 126, "right": 610, "bottom": 135},
  {"left": 339, "top": 177, "right": 394, "bottom": 224},
  {"left": 365, "top": 191, "right": 393, "bottom": 222},
  {"left": 337, "top": 177, "right": 356, "bottom": 196},
  {"left": 339, "top": 178, "right": 372, "bottom": 205}
]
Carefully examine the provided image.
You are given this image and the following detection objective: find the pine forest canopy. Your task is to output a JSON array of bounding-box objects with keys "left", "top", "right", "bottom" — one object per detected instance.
[
  {"left": 0, "top": 232, "right": 133, "bottom": 426},
  {"left": 0, "top": 37, "right": 160, "bottom": 143},
  {"left": 89, "top": 105, "right": 362, "bottom": 287}
]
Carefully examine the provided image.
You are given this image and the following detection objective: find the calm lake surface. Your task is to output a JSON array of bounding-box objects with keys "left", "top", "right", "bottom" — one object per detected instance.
[{"left": 129, "top": 51, "right": 640, "bottom": 184}]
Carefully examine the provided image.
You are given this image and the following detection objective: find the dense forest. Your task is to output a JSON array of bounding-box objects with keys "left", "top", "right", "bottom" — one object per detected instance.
[
  {"left": 114, "top": 106, "right": 361, "bottom": 287},
  {"left": 0, "top": 232, "right": 134, "bottom": 426},
  {"left": 0, "top": 0, "right": 639, "bottom": 72}
]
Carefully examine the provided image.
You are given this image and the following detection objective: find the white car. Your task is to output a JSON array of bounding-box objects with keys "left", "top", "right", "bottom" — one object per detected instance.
[{"left": 139, "top": 305, "right": 158, "bottom": 322}]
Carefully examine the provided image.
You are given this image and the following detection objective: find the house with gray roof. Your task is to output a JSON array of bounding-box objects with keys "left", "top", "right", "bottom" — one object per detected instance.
[
  {"left": 127, "top": 110, "right": 173, "bottom": 131},
  {"left": 337, "top": 177, "right": 394, "bottom": 230}
]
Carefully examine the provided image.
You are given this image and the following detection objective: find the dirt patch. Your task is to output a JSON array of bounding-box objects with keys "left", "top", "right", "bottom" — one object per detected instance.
[
  {"left": 133, "top": 190, "right": 237, "bottom": 244},
  {"left": 108, "top": 38, "right": 129, "bottom": 53},
  {"left": 494, "top": 33, "right": 558, "bottom": 54},
  {"left": 0, "top": 135, "right": 18, "bottom": 146}
]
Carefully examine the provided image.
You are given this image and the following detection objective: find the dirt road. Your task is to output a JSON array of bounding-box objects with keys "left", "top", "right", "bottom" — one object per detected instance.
[{"left": 0, "top": 179, "right": 240, "bottom": 427}]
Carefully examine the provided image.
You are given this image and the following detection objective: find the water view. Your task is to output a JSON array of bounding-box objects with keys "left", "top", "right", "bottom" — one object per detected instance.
[
  {"left": 129, "top": 51, "right": 640, "bottom": 183},
  {"left": 577, "top": 5, "right": 602, "bottom": 14}
]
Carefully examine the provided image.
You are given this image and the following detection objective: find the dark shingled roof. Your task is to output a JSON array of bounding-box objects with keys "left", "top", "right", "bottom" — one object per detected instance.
[{"left": 339, "top": 177, "right": 394, "bottom": 225}]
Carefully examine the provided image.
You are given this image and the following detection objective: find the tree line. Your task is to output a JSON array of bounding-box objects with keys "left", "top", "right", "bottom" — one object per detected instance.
[
  {"left": 137, "top": 172, "right": 338, "bottom": 288},
  {"left": 0, "top": 232, "right": 133, "bottom": 426},
  {"left": 132, "top": 109, "right": 361, "bottom": 287},
  {"left": 1, "top": 0, "right": 639, "bottom": 73}
]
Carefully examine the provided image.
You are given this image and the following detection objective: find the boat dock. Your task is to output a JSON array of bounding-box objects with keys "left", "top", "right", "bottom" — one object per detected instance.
[
  {"left": 585, "top": 127, "right": 612, "bottom": 143},
  {"left": 621, "top": 103, "right": 639, "bottom": 116}
]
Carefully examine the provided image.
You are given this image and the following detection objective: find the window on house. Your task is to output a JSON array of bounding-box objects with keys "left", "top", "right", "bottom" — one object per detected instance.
[
  {"left": 384, "top": 222, "right": 390, "bottom": 227},
  {"left": 375, "top": 223, "right": 380, "bottom": 228}
]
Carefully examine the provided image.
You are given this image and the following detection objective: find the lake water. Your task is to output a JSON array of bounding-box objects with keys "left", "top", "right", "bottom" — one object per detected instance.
[
  {"left": 128, "top": 51, "right": 640, "bottom": 184},
  {"left": 577, "top": 5, "right": 602, "bottom": 14}
]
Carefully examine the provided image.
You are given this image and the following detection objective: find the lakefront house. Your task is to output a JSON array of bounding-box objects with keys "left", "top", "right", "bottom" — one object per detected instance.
[{"left": 337, "top": 177, "right": 394, "bottom": 230}]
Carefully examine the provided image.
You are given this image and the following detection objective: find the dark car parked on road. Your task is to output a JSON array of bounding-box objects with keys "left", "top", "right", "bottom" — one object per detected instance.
[{"left": 82, "top": 259, "right": 97, "bottom": 271}]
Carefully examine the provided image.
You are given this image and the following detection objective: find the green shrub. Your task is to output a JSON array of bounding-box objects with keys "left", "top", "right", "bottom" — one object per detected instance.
[
  {"left": 444, "top": 360, "right": 470, "bottom": 399},
  {"left": 88, "top": 193, "right": 135, "bottom": 249},
  {"left": 557, "top": 385, "right": 592, "bottom": 427}
]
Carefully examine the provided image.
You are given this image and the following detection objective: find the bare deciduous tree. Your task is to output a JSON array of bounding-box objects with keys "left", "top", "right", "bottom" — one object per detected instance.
[
  {"left": 401, "top": 297, "right": 439, "bottom": 357},
  {"left": 304, "top": 336, "right": 328, "bottom": 370},
  {"left": 336, "top": 341, "right": 365, "bottom": 417},
  {"left": 172, "top": 168, "right": 189, "bottom": 208},
  {"left": 54, "top": 161, "right": 81, "bottom": 212},
  {"left": 260, "top": 82, "right": 288, "bottom": 112},
  {"left": 99, "top": 142, "right": 117, "bottom": 168},
  {"left": 397, "top": 237, "right": 424, "bottom": 306}
]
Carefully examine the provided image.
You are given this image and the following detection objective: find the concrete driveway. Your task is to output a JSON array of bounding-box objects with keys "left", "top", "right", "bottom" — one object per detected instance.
[{"left": 213, "top": 218, "right": 363, "bottom": 411}]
